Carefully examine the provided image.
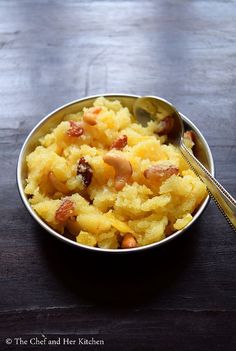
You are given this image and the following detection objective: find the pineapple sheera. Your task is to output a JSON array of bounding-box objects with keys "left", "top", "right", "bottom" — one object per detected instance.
[{"left": 24, "top": 97, "right": 207, "bottom": 249}]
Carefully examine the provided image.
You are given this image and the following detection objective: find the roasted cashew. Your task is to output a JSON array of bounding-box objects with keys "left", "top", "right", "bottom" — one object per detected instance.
[
  {"left": 121, "top": 233, "right": 137, "bottom": 249},
  {"left": 103, "top": 153, "right": 132, "bottom": 191},
  {"left": 83, "top": 106, "right": 102, "bottom": 126},
  {"left": 48, "top": 171, "right": 69, "bottom": 194}
]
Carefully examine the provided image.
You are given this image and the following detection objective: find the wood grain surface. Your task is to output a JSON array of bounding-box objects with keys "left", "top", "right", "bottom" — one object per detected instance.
[{"left": 0, "top": 0, "right": 236, "bottom": 350}]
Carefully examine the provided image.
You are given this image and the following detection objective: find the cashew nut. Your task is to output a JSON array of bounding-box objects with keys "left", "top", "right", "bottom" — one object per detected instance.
[
  {"left": 121, "top": 233, "right": 137, "bottom": 249},
  {"left": 48, "top": 171, "right": 69, "bottom": 194},
  {"left": 83, "top": 106, "right": 102, "bottom": 126},
  {"left": 103, "top": 153, "right": 132, "bottom": 191},
  {"left": 83, "top": 113, "right": 97, "bottom": 126}
]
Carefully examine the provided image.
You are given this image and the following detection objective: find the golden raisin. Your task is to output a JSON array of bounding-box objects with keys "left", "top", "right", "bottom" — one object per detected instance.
[
  {"left": 110, "top": 135, "right": 128, "bottom": 150},
  {"left": 55, "top": 199, "right": 75, "bottom": 222},
  {"left": 67, "top": 121, "right": 84, "bottom": 137},
  {"left": 144, "top": 164, "right": 179, "bottom": 183}
]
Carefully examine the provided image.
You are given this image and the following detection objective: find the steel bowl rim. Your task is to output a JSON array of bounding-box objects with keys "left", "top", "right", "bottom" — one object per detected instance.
[{"left": 17, "top": 94, "right": 215, "bottom": 253}]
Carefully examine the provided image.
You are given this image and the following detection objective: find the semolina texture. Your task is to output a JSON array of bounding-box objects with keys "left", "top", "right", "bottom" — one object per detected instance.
[{"left": 25, "top": 97, "right": 207, "bottom": 249}]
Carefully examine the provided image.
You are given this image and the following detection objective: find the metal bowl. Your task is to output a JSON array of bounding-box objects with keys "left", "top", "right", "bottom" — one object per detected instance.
[{"left": 17, "top": 94, "right": 215, "bottom": 253}]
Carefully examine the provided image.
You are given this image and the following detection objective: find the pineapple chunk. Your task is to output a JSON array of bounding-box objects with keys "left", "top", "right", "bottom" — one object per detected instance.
[{"left": 174, "top": 213, "right": 193, "bottom": 230}]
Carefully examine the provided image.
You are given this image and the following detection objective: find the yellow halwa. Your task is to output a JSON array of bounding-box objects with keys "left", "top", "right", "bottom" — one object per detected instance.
[{"left": 25, "top": 97, "right": 207, "bottom": 249}]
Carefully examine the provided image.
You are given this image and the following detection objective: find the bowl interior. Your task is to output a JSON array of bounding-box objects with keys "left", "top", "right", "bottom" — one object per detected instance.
[{"left": 18, "top": 94, "right": 214, "bottom": 252}]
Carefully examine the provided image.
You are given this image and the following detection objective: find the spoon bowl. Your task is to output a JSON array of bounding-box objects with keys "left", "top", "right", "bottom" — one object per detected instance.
[
  {"left": 134, "top": 96, "right": 236, "bottom": 230},
  {"left": 133, "top": 96, "right": 184, "bottom": 145}
]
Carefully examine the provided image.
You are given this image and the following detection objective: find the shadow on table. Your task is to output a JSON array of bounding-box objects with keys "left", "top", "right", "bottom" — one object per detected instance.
[{"left": 38, "top": 223, "right": 199, "bottom": 309}]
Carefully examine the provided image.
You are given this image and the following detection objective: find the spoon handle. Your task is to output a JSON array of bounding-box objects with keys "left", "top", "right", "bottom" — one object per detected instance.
[{"left": 180, "top": 142, "right": 236, "bottom": 230}]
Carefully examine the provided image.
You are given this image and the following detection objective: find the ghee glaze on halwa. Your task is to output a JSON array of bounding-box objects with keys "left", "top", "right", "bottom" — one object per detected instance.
[{"left": 24, "top": 97, "right": 207, "bottom": 249}]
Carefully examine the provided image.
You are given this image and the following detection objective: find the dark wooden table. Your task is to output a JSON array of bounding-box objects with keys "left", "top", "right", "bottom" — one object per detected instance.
[{"left": 0, "top": 1, "right": 236, "bottom": 350}]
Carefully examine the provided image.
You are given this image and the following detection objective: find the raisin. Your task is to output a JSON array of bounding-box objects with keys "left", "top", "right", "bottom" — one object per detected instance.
[
  {"left": 77, "top": 157, "right": 93, "bottom": 187},
  {"left": 156, "top": 116, "right": 174, "bottom": 136},
  {"left": 55, "top": 199, "right": 74, "bottom": 222},
  {"left": 67, "top": 121, "right": 84, "bottom": 137},
  {"left": 110, "top": 135, "right": 128, "bottom": 150}
]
